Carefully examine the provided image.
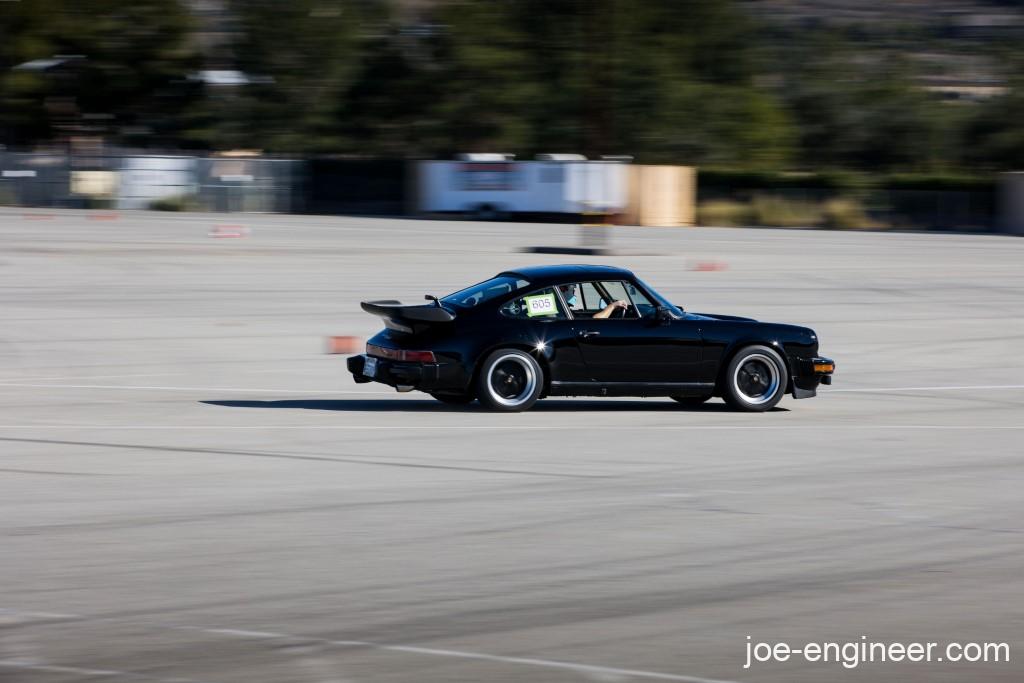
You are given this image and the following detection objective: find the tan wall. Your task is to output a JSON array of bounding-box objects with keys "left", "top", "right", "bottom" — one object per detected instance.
[{"left": 623, "top": 165, "right": 695, "bottom": 227}]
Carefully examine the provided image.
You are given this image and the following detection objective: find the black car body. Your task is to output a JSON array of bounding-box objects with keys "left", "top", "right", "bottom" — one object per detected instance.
[{"left": 347, "top": 264, "right": 834, "bottom": 411}]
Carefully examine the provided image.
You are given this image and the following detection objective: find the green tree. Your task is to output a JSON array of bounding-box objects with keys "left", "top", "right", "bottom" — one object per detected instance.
[
  {"left": 768, "top": 31, "right": 957, "bottom": 171},
  {"left": 188, "top": 0, "right": 387, "bottom": 153},
  {"left": 0, "top": 0, "right": 200, "bottom": 147},
  {"left": 413, "top": 0, "right": 792, "bottom": 165},
  {"left": 962, "top": 78, "right": 1024, "bottom": 170}
]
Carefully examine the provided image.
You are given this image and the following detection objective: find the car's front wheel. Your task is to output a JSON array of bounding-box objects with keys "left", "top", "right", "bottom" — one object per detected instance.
[
  {"left": 476, "top": 349, "right": 543, "bottom": 412},
  {"left": 722, "top": 345, "right": 788, "bottom": 412}
]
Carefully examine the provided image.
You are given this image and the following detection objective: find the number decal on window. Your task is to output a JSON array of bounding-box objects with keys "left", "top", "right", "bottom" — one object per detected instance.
[{"left": 524, "top": 293, "right": 557, "bottom": 317}]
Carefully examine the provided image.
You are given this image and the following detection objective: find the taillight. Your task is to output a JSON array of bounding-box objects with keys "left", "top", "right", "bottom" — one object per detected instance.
[
  {"left": 366, "top": 343, "right": 435, "bottom": 363},
  {"left": 366, "top": 343, "right": 397, "bottom": 360},
  {"left": 401, "top": 350, "right": 436, "bottom": 363}
]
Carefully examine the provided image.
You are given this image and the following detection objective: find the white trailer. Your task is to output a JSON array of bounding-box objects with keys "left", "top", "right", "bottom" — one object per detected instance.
[
  {"left": 415, "top": 155, "right": 628, "bottom": 218},
  {"left": 117, "top": 155, "right": 196, "bottom": 210}
]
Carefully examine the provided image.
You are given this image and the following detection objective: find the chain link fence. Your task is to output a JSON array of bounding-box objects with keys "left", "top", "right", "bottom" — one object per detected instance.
[
  {"left": 0, "top": 151, "right": 1010, "bottom": 231},
  {"left": 0, "top": 151, "right": 72, "bottom": 207},
  {"left": 0, "top": 150, "right": 300, "bottom": 213},
  {"left": 196, "top": 157, "right": 300, "bottom": 213}
]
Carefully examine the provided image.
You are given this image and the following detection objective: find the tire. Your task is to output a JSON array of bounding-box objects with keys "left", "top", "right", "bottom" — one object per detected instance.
[
  {"left": 722, "top": 345, "right": 788, "bottom": 412},
  {"left": 476, "top": 349, "right": 544, "bottom": 412},
  {"left": 473, "top": 204, "right": 504, "bottom": 221},
  {"left": 430, "top": 391, "right": 476, "bottom": 405},
  {"left": 671, "top": 395, "right": 712, "bottom": 406}
]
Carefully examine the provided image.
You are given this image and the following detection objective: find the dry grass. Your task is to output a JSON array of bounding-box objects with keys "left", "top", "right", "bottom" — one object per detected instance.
[
  {"left": 698, "top": 195, "right": 882, "bottom": 229},
  {"left": 822, "top": 198, "right": 886, "bottom": 229},
  {"left": 750, "top": 195, "right": 821, "bottom": 227},
  {"left": 696, "top": 200, "right": 756, "bottom": 227}
]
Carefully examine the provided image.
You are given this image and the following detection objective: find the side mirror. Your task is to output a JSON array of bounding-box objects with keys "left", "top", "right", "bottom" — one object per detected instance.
[{"left": 656, "top": 306, "right": 674, "bottom": 323}]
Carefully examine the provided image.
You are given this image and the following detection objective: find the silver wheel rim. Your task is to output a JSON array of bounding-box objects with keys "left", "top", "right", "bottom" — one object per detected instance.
[
  {"left": 487, "top": 354, "right": 537, "bottom": 407},
  {"left": 733, "top": 353, "right": 780, "bottom": 405}
]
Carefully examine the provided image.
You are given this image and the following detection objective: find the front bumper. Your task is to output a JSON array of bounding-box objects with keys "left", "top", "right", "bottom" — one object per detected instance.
[
  {"left": 347, "top": 354, "right": 447, "bottom": 391},
  {"left": 791, "top": 356, "right": 835, "bottom": 399}
]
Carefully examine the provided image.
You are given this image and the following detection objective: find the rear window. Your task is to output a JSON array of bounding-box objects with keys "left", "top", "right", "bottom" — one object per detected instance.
[{"left": 441, "top": 275, "right": 529, "bottom": 309}]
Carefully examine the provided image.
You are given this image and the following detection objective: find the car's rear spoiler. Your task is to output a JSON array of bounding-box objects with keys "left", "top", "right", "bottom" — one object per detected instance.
[{"left": 360, "top": 300, "right": 456, "bottom": 334}]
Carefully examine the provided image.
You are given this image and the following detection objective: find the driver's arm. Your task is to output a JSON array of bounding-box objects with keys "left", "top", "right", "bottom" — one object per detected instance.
[{"left": 592, "top": 300, "right": 629, "bottom": 319}]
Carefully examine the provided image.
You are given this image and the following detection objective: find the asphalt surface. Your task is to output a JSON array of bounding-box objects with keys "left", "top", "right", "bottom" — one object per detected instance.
[{"left": 1, "top": 209, "right": 1022, "bottom": 683}]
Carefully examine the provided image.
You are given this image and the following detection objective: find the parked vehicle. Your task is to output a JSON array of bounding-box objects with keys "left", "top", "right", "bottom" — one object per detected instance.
[{"left": 415, "top": 155, "right": 627, "bottom": 219}]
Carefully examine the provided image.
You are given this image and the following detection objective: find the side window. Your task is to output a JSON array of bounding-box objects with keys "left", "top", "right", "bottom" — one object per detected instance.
[
  {"left": 580, "top": 282, "right": 604, "bottom": 311},
  {"left": 500, "top": 287, "right": 567, "bottom": 320},
  {"left": 556, "top": 281, "right": 640, "bottom": 319},
  {"left": 597, "top": 280, "right": 640, "bottom": 319},
  {"left": 600, "top": 280, "right": 630, "bottom": 304},
  {"left": 552, "top": 282, "right": 598, "bottom": 315},
  {"left": 624, "top": 281, "right": 656, "bottom": 318}
]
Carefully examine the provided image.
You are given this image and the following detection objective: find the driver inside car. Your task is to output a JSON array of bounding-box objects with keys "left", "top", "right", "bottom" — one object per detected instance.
[{"left": 558, "top": 283, "right": 629, "bottom": 319}]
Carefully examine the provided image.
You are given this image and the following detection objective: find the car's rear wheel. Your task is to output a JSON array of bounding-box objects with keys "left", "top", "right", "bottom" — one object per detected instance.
[
  {"left": 476, "top": 349, "right": 543, "bottom": 412},
  {"left": 430, "top": 391, "right": 476, "bottom": 405},
  {"left": 670, "top": 395, "right": 712, "bottom": 406},
  {"left": 722, "top": 345, "right": 788, "bottom": 412}
]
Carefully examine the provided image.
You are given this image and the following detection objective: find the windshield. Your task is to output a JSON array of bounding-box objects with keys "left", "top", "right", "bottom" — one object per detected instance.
[
  {"left": 635, "top": 277, "right": 685, "bottom": 316},
  {"left": 441, "top": 275, "right": 530, "bottom": 308}
]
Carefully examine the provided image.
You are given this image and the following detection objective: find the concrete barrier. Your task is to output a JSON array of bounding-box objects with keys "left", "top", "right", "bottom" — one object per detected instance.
[{"left": 998, "top": 172, "right": 1024, "bottom": 235}]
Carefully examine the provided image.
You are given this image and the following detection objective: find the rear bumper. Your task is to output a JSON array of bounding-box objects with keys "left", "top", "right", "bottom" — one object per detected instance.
[
  {"left": 347, "top": 354, "right": 453, "bottom": 391},
  {"left": 791, "top": 356, "right": 835, "bottom": 399}
]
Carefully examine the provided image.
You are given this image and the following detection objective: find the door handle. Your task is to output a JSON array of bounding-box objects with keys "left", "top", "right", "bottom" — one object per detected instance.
[{"left": 578, "top": 330, "right": 600, "bottom": 338}]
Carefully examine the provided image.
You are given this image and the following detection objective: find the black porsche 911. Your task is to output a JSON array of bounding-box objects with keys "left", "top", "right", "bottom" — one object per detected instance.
[{"left": 347, "top": 264, "right": 834, "bottom": 412}]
